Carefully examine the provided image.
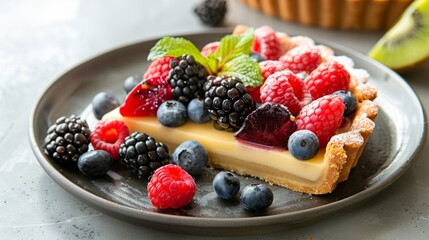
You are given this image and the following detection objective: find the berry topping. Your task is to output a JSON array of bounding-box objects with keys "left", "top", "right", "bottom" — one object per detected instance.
[
  {"left": 92, "top": 92, "right": 120, "bottom": 120},
  {"left": 333, "top": 90, "right": 357, "bottom": 116},
  {"left": 119, "top": 77, "right": 172, "bottom": 117},
  {"left": 234, "top": 102, "right": 296, "bottom": 149},
  {"left": 194, "top": 0, "right": 227, "bottom": 27},
  {"left": 213, "top": 171, "right": 240, "bottom": 200},
  {"left": 252, "top": 26, "right": 281, "bottom": 60},
  {"left": 240, "top": 184, "right": 273, "bottom": 212},
  {"left": 304, "top": 60, "right": 351, "bottom": 99},
  {"left": 204, "top": 75, "right": 256, "bottom": 131},
  {"left": 260, "top": 70, "right": 312, "bottom": 115},
  {"left": 156, "top": 100, "right": 188, "bottom": 127},
  {"left": 90, "top": 119, "right": 129, "bottom": 159},
  {"left": 245, "top": 85, "right": 262, "bottom": 103},
  {"left": 295, "top": 95, "right": 345, "bottom": 147},
  {"left": 288, "top": 130, "right": 320, "bottom": 160},
  {"left": 77, "top": 150, "right": 113, "bottom": 177},
  {"left": 119, "top": 132, "right": 170, "bottom": 179},
  {"left": 123, "top": 73, "right": 143, "bottom": 94},
  {"left": 169, "top": 55, "right": 207, "bottom": 105},
  {"left": 279, "top": 45, "right": 322, "bottom": 74},
  {"left": 171, "top": 140, "right": 208, "bottom": 176},
  {"left": 148, "top": 164, "right": 196, "bottom": 209},
  {"left": 187, "top": 98, "right": 211, "bottom": 123},
  {"left": 201, "top": 41, "right": 220, "bottom": 56},
  {"left": 250, "top": 52, "right": 265, "bottom": 62},
  {"left": 143, "top": 56, "right": 174, "bottom": 81},
  {"left": 259, "top": 60, "right": 288, "bottom": 81},
  {"left": 43, "top": 115, "right": 91, "bottom": 164}
]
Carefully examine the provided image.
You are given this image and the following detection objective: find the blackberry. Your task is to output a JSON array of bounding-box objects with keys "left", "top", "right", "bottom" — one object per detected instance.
[
  {"left": 194, "top": 0, "right": 227, "bottom": 27},
  {"left": 43, "top": 115, "right": 91, "bottom": 164},
  {"left": 119, "top": 132, "right": 170, "bottom": 179},
  {"left": 168, "top": 55, "right": 207, "bottom": 105},
  {"left": 204, "top": 75, "right": 255, "bottom": 131}
]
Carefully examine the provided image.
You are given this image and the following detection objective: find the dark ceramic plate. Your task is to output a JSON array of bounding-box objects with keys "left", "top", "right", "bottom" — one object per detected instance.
[{"left": 29, "top": 30, "right": 426, "bottom": 236}]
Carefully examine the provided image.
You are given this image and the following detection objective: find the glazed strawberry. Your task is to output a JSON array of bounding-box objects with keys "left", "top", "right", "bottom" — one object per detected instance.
[
  {"left": 201, "top": 41, "right": 220, "bottom": 56},
  {"left": 304, "top": 60, "right": 351, "bottom": 99},
  {"left": 119, "top": 77, "right": 172, "bottom": 116},
  {"left": 143, "top": 56, "right": 175, "bottom": 80},
  {"left": 245, "top": 60, "right": 288, "bottom": 103},
  {"left": 295, "top": 95, "right": 345, "bottom": 147},
  {"left": 235, "top": 102, "right": 296, "bottom": 149},
  {"left": 90, "top": 119, "right": 129, "bottom": 159},
  {"left": 252, "top": 26, "right": 281, "bottom": 60},
  {"left": 260, "top": 70, "right": 312, "bottom": 115},
  {"left": 148, "top": 164, "right": 196, "bottom": 209},
  {"left": 279, "top": 45, "right": 322, "bottom": 73}
]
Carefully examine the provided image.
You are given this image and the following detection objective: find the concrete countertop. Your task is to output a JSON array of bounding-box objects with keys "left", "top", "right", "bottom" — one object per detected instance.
[{"left": 1, "top": 0, "right": 428, "bottom": 239}]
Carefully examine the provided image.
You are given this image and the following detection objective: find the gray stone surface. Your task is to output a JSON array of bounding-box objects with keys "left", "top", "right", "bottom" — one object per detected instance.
[{"left": 0, "top": 0, "right": 428, "bottom": 239}]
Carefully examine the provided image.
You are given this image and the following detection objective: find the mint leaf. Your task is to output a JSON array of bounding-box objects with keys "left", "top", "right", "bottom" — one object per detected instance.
[
  {"left": 218, "top": 54, "right": 263, "bottom": 87},
  {"left": 147, "top": 37, "right": 207, "bottom": 69},
  {"left": 215, "top": 29, "right": 254, "bottom": 65},
  {"left": 206, "top": 52, "right": 219, "bottom": 74}
]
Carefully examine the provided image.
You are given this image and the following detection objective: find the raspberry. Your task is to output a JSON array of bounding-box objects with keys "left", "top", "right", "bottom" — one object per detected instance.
[
  {"left": 295, "top": 95, "right": 345, "bottom": 147},
  {"left": 259, "top": 60, "right": 288, "bottom": 81},
  {"left": 90, "top": 119, "right": 129, "bottom": 159},
  {"left": 201, "top": 41, "right": 219, "bottom": 56},
  {"left": 279, "top": 46, "right": 322, "bottom": 73},
  {"left": 260, "top": 70, "right": 312, "bottom": 115},
  {"left": 245, "top": 60, "right": 288, "bottom": 103},
  {"left": 148, "top": 164, "right": 196, "bottom": 209},
  {"left": 304, "top": 60, "right": 351, "bottom": 99},
  {"left": 119, "top": 77, "right": 172, "bottom": 116},
  {"left": 143, "top": 56, "right": 175, "bottom": 80},
  {"left": 252, "top": 26, "right": 281, "bottom": 60}
]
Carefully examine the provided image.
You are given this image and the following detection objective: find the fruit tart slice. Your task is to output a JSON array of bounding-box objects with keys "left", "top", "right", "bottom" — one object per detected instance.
[{"left": 104, "top": 27, "right": 378, "bottom": 195}]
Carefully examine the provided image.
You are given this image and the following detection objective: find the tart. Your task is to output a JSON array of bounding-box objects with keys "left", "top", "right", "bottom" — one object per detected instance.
[
  {"left": 240, "top": 0, "right": 412, "bottom": 30},
  {"left": 103, "top": 27, "right": 378, "bottom": 195}
]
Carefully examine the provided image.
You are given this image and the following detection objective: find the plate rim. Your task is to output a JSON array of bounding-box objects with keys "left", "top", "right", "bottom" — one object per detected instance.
[{"left": 28, "top": 29, "right": 428, "bottom": 234}]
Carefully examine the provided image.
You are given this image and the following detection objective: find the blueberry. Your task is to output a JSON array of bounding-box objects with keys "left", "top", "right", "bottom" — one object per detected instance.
[
  {"left": 250, "top": 52, "right": 265, "bottom": 62},
  {"left": 157, "top": 100, "right": 188, "bottom": 127},
  {"left": 172, "top": 140, "right": 208, "bottom": 176},
  {"left": 288, "top": 130, "right": 320, "bottom": 160},
  {"left": 123, "top": 73, "right": 143, "bottom": 93},
  {"left": 213, "top": 171, "right": 240, "bottom": 200},
  {"left": 240, "top": 184, "right": 273, "bottom": 211},
  {"left": 77, "top": 150, "right": 113, "bottom": 177},
  {"left": 92, "top": 92, "right": 120, "bottom": 120},
  {"left": 333, "top": 90, "right": 357, "bottom": 116},
  {"left": 187, "top": 98, "right": 211, "bottom": 123}
]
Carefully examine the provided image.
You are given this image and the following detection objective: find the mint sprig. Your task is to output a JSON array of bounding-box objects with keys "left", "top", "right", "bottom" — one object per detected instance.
[
  {"left": 147, "top": 29, "right": 263, "bottom": 87},
  {"left": 147, "top": 37, "right": 207, "bottom": 68}
]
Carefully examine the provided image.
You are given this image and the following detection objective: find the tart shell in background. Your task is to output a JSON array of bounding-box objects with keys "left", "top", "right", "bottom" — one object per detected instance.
[{"left": 240, "top": 0, "right": 412, "bottom": 30}]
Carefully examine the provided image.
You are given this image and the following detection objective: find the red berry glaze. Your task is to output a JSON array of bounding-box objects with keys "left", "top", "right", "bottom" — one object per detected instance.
[
  {"left": 143, "top": 56, "right": 175, "bottom": 80},
  {"left": 148, "top": 164, "right": 196, "bottom": 209},
  {"left": 119, "top": 77, "right": 172, "bottom": 116},
  {"left": 295, "top": 95, "right": 345, "bottom": 147},
  {"left": 279, "top": 45, "right": 322, "bottom": 73},
  {"left": 201, "top": 41, "right": 220, "bottom": 56},
  {"left": 260, "top": 70, "right": 312, "bottom": 115},
  {"left": 304, "top": 60, "right": 351, "bottom": 99},
  {"left": 252, "top": 26, "right": 281, "bottom": 60},
  {"left": 90, "top": 119, "right": 129, "bottom": 159}
]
